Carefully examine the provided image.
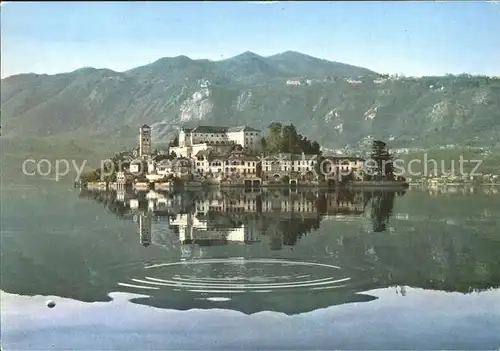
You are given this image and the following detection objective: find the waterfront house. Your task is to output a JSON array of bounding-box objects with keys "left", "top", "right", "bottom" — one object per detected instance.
[
  {"left": 323, "top": 156, "right": 365, "bottom": 182},
  {"left": 261, "top": 153, "right": 318, "bottom": 181},
  {"left": 193, "top": 144, "right": 260, "bottom": 178},
  {"left": 129, "top": 158, "right": 148, "bottom": 175}
]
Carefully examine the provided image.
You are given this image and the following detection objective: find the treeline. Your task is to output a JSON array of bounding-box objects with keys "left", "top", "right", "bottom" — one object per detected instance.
[{"left": 260, "top": 122, "right": 321, "bottom": 155}]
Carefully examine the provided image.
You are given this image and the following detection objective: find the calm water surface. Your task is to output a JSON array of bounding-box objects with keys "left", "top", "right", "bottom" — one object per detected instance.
[{"left": 1, "top": 183, "right": 500, "bottom": 350}]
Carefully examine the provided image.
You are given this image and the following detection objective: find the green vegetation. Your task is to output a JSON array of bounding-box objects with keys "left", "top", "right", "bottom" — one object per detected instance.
[
  {"left": 168, "top": 136, "right": 179, "bottom": 147},
  {"left": 370, "top": 140, "right": 396, "bottom": 180},
  {"left": 260, "top": 122, "right": 321, "bottom": 155}
]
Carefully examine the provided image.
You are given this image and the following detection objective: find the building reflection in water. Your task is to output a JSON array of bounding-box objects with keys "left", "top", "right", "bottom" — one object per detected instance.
[{"left": 80, "top": 187, "right": 401, "bottom": 252}]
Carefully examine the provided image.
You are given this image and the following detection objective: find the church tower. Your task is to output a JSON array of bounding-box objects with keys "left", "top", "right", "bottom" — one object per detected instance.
[{"left": 139, "top": 124, "right": 151, "bottom": 157}]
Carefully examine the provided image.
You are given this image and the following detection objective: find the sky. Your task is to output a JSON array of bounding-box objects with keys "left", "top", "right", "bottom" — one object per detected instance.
[{"left": 1, "top": 1, "right": 500, "bottom": 78}]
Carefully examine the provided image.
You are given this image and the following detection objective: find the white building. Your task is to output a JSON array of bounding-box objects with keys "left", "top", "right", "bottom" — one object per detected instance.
[
  {"left": 261, "top": 153, "right": 318, "bottom": 180},
  {"left": 286, "top": 79, "right": 302, "bottom": 86},
  {"left": 193, "top": 144, "right": 260, "bottom": 177},
  {"left": 173, "top": 125, "right": 262, "bottom": 157},
  {"left": 345, "top": 78, "right": 363, "bottom": 85}
]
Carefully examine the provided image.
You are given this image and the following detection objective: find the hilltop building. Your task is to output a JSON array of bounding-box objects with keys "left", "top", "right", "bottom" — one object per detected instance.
[{"left": 171, "top": 125, "right": 262, "bottom": 158}]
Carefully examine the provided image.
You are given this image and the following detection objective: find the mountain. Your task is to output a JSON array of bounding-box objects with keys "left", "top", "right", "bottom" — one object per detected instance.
[
  {"left": 266, "top": 51, "right": 375, "bottom": 79},
  {"left": 1, "top": 51, "right": 500, "bottom": 149}
]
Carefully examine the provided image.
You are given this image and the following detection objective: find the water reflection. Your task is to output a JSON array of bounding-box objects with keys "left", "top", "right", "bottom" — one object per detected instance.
[
  {"left": 81, "top": 188, "right": 398, "bottom": 250},
  {"left": 2, "top": 186, "right": 498, "bottom": 316},
  {"left": 74, "top": 188, "right": 406, "bottom": 314}
]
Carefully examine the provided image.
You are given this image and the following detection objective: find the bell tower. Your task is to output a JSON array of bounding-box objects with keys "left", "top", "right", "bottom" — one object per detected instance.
[{"left": 139, "top": 124, "right": 151, "bottom": 157}]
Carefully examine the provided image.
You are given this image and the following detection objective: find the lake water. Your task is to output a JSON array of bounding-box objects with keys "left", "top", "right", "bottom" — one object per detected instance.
[{"left": 1, "top": 184, "right": 500, "bottom": 350}]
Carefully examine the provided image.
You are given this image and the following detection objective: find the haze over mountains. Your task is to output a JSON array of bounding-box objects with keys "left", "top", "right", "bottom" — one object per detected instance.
[{"left": 2, "top": 51, "right": 500, "bottom": 149}]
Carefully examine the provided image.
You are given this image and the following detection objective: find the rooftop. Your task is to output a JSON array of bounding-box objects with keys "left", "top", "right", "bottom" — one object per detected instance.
[
  {"left": 325, "top": 155, "right": 365, "bottom": 161},
  {"left": 263, "top": 153, "right": 319, "bottom": 161},
  {"left": 227, "top": 126, "right": 261, "bottom": 133},
  {"left": 191, "top": 126, "right": 228, "bottom": 134},
  {"left": 182, "top": 125, "right": 261, "bottom": 134},
  {"left": 195, "top": 144, "right": 257, "bottom": 161}
]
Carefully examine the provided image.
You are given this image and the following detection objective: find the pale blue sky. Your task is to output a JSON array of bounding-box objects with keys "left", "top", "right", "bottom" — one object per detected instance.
[{"left": 1, "top": 1, "right": 500, "bottom": 78}]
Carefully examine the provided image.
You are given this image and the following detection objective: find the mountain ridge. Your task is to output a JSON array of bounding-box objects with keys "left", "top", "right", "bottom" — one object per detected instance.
[
  {"left": 2, "top": 51, "right": 378, "bottom": 79},
  {"left": 2, "top": 51, "right": 499, "bottom": 149}
]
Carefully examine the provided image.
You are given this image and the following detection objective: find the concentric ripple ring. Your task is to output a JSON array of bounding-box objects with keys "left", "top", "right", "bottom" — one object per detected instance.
[{"left": 118, "top": 258, "right": 350, "bottom": 294}]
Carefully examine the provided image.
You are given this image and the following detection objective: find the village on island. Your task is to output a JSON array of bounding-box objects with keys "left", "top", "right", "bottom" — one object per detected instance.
[{"left": 80, "top": 122, "right": 407, "bottom": 191}]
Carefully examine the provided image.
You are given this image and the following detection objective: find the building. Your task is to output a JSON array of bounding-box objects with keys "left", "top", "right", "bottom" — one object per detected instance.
[
  {"left": 345, "top": 78, "right": 363, "bottom": 85},
  {"left": 193, "top": 144, "right": 260, "bottom": 178},
  {"left": 146, "top": 155, "right": 174, "bottom": 181},
  {"left": 323, "top": 156, "right": 365, "bottom": 182},
  {"left": 172, "top": 157, "right": 192, "bottom": 179},
  {"left": 261, "top": 153, "right": 318, "bottom": 181},
  {"left": 155, "top": 159, "right": 175, "bottom": 177},
  {"left": 286, "top": 78, "right": 311, "bottom": 86},
  {"left": 139, "top": 124, "right": 152, "bottom": 157},
  {"left": 173, "top": 125, "right": 262, "bottom": 157},
  {"left": 129, "top": 158, "right": 147, "bottom": 175},
  {"left": 116, "top": 171, "right": 133, "bottom": 189}
]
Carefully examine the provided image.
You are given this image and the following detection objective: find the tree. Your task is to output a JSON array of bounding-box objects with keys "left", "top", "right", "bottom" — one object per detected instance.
[
  {"left": 266, "top": 122, "right": 283, "bottom": 153},
  {"left": 169, "top": 135, "right": 179, "bottom": 147},
  {"left": 311, "top": 141, "right": 321, "bottom": 155},
  {"left": 260, "top": 122, "right": 322, "bottom": 156},
  {"left": 370, "top": 140, "right": 394, "bottom": 180},
  {"left": 280, "top": 124, "right": 297, "bottom": 153},
  {"left": 260, "top": 137, "right": 267, "bottom": 151}
]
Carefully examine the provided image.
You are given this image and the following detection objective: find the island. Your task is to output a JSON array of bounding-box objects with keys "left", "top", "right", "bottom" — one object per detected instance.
[{"left": 79, "top": 122, "right": 408, "bottom": 191}]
